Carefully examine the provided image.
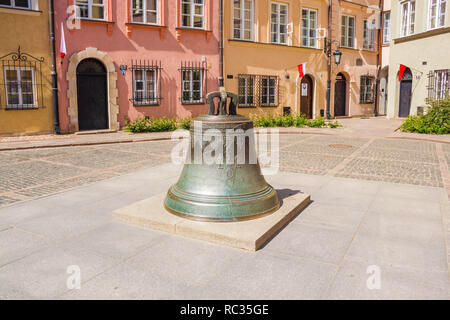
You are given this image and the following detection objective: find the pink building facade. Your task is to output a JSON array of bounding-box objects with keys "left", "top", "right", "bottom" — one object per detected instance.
[{"left": 55, "top": 0, "right": 219, "bottom": 133}]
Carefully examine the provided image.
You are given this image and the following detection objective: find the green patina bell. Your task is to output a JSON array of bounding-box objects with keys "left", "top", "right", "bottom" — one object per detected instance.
[{"left": 164, "top": 87, "right": 280, "bottom": 222}]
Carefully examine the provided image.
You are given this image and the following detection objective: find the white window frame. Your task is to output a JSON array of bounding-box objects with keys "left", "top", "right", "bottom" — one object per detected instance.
[
  {"left": 133, "top": 68, "right": 158, "bottom": 105},
  {"left": 341, "top": 15, "right": 355, "bottom": 48},
  {"left": 261, "top": 76, "right": 278, "bottom": 107},
  {"left": 360, "top": 76, "right": 374, "bottom": 104},
  {"left": 3, "top": 66, "right": 37, "bottom": 108},
  {"left": 233, "top": 0, "right": 254, "bottom": 41},
  {"left": 75, "top": 0, "right": 106, "bottom": 21},
  {"left": 301, "top": 8, "right": 318, "bottom": 48},
  {"left": 180, "top": 0, "right": 205, "bottom": 29},
  {"left": 428, "top": 0, "right": 447, "bottom": 30},
  {"left": 363, "top": 19, "right": 376, "bottom": 50},
  {"left": 182, "top": 69, "right": 203, "bottom": 104},
  {"left": 383, "top": 12, "right": 390, "bottom": 43},
  {"left": 0, "top": 0, "right": 31, "bottom": 9},
  {"left": 270, "top": 2, "right": 289, "bottom": 45},
  {"left": 400, "top": 0, "right": 415, "bottom": 37},
  {"left": 131, "top": 0, "right": 159, "bottom": 25},
  {"left": 434, "top": 70, "right": 449, "bottom": 100},
  {"left": 238, "top": 75, "right": 255, "bottom": 107}
]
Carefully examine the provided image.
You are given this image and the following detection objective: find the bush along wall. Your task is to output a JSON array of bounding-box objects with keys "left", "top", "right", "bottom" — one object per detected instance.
[{"left": 401, "top": 97, "right": 450, "bottom": 135}]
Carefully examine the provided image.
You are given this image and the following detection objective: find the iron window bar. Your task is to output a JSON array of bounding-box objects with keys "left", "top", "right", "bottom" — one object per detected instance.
[
  {"left": 237, "top": 74, "right": 280, "bottom": 108},
  {"left": 360, "top": 75, "right": 375, "bottom": 104},
  {"left": 0, "top": 46, "right": 45, "bottom": 110},
  {"left": 130, "top": 59, "right": 163, "bottom": 106},
  {"left": 427, "top": 69, "right": 450, "bottom": 101},
  {"left": 179, "top": 60, "right": 208, "bottom": 105}
]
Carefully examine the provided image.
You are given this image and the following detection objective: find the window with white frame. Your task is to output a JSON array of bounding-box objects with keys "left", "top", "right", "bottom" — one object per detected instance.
[
  {"left": 400, "top": 0, "right": 415, "bottom": 36},
  {"left": 238, "top": 75, "right": 255, "bottom": 107},
  {"left": 181, "top": 0, "right": 204, "bottom": 29},
  {"left": 182, "top": 69, "right": 202, "bottom": 104},
  {"left": 383, "top": 12, "right": 390, "bottom": 43},
  {"left": 75, "top": 0, "right": 106, "bottom": 20},
  {"left": 429, "top": 0, "right": 447, "bottom": 29},
  {"left": 363, "top": 19, "right": 375, "bottom": 50},
  {"left": 270, "top": 2, "right": 288, "bottom": 45},
  {"left": 0, "top": 0, "right": 31, "bottom": 9},
  {"left": 132, "top": 66, "right": 160, "bottom": 106},
  {"left": 3, "top": 67, "right": 36, "bottom": 108},
  {"left": 360, "top": 76, "right": 374, "bottom": 104},
  {"left": 428, "top": 69, "right": 450, "bottom": 100},
  {"left": 261, "top": 76, "right": 278, "bottom": 107},
  {"left": 301, "top": 8, "right": 317, "bottom": 48},
  {"left": 341, "top": 15, "right": 355, "bottom": 48},
  {"left": 132, "top": 0, "right": 159, "bottom": 25},
  {"left": 233, "top": 0, "right": 254, "bottom": 41}
]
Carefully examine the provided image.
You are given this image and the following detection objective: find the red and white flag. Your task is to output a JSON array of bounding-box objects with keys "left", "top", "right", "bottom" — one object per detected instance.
[
  {"left": 60, "top": 22, "right": 67, "bottom": 59},
  {"left": 298, "top": 63, "right": 306, "bottom": 79},
  {"left": 398, "top": 64, "right": 407, "bottom": 82}
]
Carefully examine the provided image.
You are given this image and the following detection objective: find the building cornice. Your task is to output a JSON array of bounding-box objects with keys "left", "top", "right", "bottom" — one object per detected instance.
[{"left": 393, "top": 27, "right": 450, "bottom": 44}]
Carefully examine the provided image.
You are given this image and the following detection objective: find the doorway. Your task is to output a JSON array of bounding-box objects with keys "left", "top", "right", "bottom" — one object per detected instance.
[
  {"left": 334, "top": 73, "right": 347, "bottom": 117},
  {"left": 76, "top": 58, "right": 108, "bottom": 131},
  {"left": 379, "top": 67, "right": 389, "bottom": 116},
  {"left": 399, "top": 67, "right": 412, "bottom": 118},
  {"left": 300, "top": 75, "right": 313, "bottom": 119}
]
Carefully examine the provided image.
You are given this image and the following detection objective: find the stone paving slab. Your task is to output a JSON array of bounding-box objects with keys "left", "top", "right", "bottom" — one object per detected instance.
[{"left": 0, "top": 162, "right": 448, "bottom": 299}]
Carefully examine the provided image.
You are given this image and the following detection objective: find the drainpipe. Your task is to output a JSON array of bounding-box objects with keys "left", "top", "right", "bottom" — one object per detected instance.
[
  {"left": 218, "top": 0, "right": 224, "bottom": 87},
  {"left": 325, "top": 0, "right": 333, "bottom": 119},
  {"left": 48, "top": 0, "right": 60, "bottom": 134},
  {"left": 373, "top": 0, "right": 383, "bottom": 117}
]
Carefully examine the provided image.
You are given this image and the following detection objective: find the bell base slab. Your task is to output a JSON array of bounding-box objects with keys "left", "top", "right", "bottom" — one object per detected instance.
[{"left": 113, "top": 191, "right": 310, "bottom": 251}]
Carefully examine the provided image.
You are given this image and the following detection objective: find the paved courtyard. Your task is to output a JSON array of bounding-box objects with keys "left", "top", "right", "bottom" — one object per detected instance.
[{"left": 0, "top": 133, "right": 449, "bottom": 299}]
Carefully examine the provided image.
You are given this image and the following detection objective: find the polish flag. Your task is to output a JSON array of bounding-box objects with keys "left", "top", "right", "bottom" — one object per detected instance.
[
  {"left": 60, "top": 22, "right": 67, "bottom": 59},
  {"left": 298, "top": 63, "right": 306, "bottom": 79},
  {"left": 398, "top": 64, "right": 407, "bottom": 82}
]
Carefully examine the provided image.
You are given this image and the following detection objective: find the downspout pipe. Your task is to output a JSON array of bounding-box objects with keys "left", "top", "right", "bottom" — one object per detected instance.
[
  {"left": 325, "top": 0, "right": 332, "bottom": 120},
  {"left": 218, "top": 0, "right": 224, "bottom": 87},
  {"left": 374, "top": 0, "right": 383, "bottom": 117},
  {"left": 48, "top": 0, "right": 60, "bottom": 134}
]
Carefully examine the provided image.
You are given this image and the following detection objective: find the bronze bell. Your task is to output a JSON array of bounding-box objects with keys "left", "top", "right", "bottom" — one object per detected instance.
[{"left": 164, "top": 87, "right": 280, "bottom": 222}]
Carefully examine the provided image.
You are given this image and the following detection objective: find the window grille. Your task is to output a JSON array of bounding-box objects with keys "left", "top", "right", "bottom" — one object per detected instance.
[
  {"left": 238, "top": 74, "right": 279, "bottom": 108},
  {"left": 360, "top": 76, "right": 375, "bottom": 104},
  {"left": 427, "top": 69, "right": 450, "bottom": 100},
  {"left": 0, "top": 47, "right": 44, "bottom": 110},
  {"left": 130, "top": 60, "right": 162, "bottom": 106},
  {"left": 180, "top": 61, "right": 207, "bottom": 104}
]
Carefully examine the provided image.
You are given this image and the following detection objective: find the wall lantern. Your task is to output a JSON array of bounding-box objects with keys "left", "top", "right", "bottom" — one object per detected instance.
[{"left": 333, "top": 49, "right": 342, "bottom": 66}]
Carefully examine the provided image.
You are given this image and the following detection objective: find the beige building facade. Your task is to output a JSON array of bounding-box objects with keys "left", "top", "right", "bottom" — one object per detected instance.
[
  {"left": 223, "top": 0, "right": 381, "bottom": 119},
  {"left": 386, "top": 0, "right": 450, "bottom": 118}
]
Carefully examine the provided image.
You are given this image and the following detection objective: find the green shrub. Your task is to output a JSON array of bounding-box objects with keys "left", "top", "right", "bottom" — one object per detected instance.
[
  {"left": 293, "top": 114, "right": 308, "bottom": 127},
  {"left": 328, "top": 121, "right": 342, "bottom": 128},
  {"left": 401, "top": 97, "right": 450, "bottom": 135},
  {"left": 178, "top": 117, "right": 192, "bottom": 130},
  {"left": 307, "top": 117, "right": 326, "bottom": 128},
  {"left": 125, "top": 117, "right": 177, "bottom": 133}
]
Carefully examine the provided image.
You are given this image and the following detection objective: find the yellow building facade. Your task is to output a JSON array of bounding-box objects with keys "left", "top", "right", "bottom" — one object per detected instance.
[
  {"left": 224, "top": 0, "right": 380, "bottom": 119},
  {"left": 0, "top": 0, "right": 54, "bottom": 136}
]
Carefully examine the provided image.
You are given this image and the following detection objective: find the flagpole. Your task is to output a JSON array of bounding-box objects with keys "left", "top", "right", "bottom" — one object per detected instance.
[
  {"left": 48, "top": 0, "right": 60, "bottom": 134},
  {"left": 295, "top": 76, "right": 299, "bottom": 114}
]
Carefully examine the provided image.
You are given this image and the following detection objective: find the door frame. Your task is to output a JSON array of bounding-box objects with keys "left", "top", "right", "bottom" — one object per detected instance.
[
  {"left": 334, "top": 72, "right": 348, "bottom": 117},
  {"left": 299, "top": 74, "right": 314, "bottom": 119},
  {"left": 66, "top": 47, "right": 119, "bottom": 133},
  {"left": 398, "top": 67, "right": 413, "bottom": 118}
]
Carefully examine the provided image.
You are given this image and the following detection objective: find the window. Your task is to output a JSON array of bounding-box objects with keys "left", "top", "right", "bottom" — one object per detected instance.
[
  {"left": 238, "top": 75, "right": 255, "bottom": 107},
  {"left": 401, "top": 0, "right": 415, "bottom": 36},
  {"left": 341, "top": 15, "right": 355, "bottom": 48},
  {"left": 75, "top": 0, "right": 106, "bottom": 20},
  {"left": 271, "top": 2, "right": 288, "bottom": 45},
  {"left": 3, "top": 67, "right": 36, "bottom": 109},
  {"left": 131, "top": 61, "right": 161, "bottom": 106},
  {"left": 181, "top": 62, "right": 206, "bottom": 104},
  {"left": 261, "top": 76, "right": 278, "bottom": 107},
  {"left": 0, "top": 0, "right": 31, "bottom": 9},
  {"left": 363, "top": 19, "right": 375, "bottom": 50},
  {"left": 360, "top": 76, "right": 374, "bottom": 104},
  {"left": 428, "top": 70, "right": 450, "bottom": 100},
  {"left": 302, "top": 8, "right": 317, "bottom": 48},
  {"left": 181, "top": 0, "right": 204, "bottom": 29},
  {"left": 233, "top": 0, "right": 254, "bottom": 41},
  {"left": 383, "top": 12, "right": 390, "bottom": 43},
  {"left": 132, "top": 0, "right": 159, "bottom": 25},
  {"left": 429, "top": 0, "right": 446, "bottom": 29}
]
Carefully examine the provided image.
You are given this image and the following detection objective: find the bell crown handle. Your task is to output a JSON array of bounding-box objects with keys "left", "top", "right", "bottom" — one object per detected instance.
[{"left": 206, "top": 88, "right": 238, "bottom": 116}]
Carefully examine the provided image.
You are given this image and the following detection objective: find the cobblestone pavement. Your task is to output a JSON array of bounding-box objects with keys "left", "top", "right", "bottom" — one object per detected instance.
[{"left": 0, "top": 135, "right": 449, "bottom": 207}]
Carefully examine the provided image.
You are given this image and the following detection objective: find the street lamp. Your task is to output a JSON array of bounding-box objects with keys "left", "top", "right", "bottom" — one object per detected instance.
[{"left": 324, "top": 38, "right": 342, "bottom": 119}]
